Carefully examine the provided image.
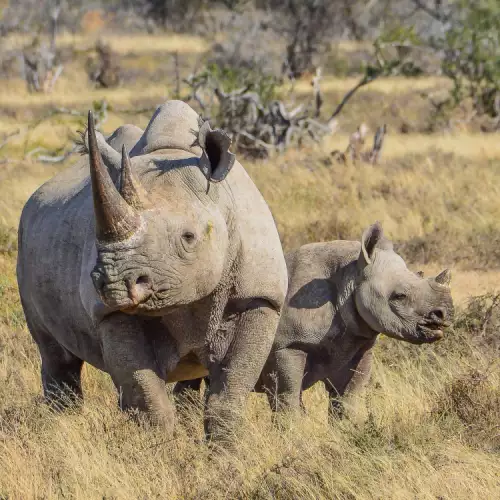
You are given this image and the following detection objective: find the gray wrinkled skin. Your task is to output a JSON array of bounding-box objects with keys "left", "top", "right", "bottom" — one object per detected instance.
[
  {"left": 17, "top": 100, "right": 287, "bottom": 441},
  {"left": 175, "top": 222, "right": 454, "bottom": 419}
]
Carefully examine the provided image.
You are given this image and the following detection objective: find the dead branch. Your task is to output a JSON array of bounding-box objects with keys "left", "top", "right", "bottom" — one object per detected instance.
[
  {"left": 328, "top": 73, "right": 379, "bottom": 123},
  {"left": 312, "top": 67, "right": 323, "bottom": 118},
  {"left": 367, "top": 124, "right": 387, "bottom": 164},
  {"left": 173, "top": 51, "right": 180, "bottom": 99}
]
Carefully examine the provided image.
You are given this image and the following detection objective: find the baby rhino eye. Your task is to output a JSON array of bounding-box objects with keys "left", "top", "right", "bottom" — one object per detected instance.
[{"left": 391, "top": 291, "right": 407, "bottom": 301}]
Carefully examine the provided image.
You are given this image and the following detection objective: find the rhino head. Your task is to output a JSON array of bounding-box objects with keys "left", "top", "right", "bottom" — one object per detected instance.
[
  {"left": 354, "top": 222, "right": 454, "bottom": 344},
  {"left": 87, "top": 105, "right": 235, "bottom": 316}
]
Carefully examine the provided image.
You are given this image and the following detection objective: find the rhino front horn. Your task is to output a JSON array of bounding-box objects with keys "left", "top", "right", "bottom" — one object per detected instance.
[
  {"left": 435, "top": 269, "right": 452, "bottom": 286},
  {"left": 88, "top": 111, "right": 141, "bottom": 242}
]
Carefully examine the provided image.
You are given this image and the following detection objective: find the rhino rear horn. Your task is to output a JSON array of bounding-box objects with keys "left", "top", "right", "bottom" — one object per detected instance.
[
  {"left": 435, "top": 269, "right": 452, "bottom": 286},
  {"left": 119, "top": 145, "right": 152, "bottom": 211},
  {"left": 198, "top": 120, "right": 235, "bottom": 183},
  {"left": 88, "top": 111, "right": 141, "bottom": 242}
]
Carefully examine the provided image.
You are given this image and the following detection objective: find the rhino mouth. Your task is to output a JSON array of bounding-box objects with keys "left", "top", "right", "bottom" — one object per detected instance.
[{"left": 118, "top": 295, "right": 181, "bottom": 316}]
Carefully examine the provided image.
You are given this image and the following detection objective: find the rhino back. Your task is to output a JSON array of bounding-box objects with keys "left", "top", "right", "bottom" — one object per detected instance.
[{"left": 274, "top": 240, "right": 361, "bottom": 350}]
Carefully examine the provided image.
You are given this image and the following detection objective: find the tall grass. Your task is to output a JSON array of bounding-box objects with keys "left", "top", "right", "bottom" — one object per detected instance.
[{"left": 1, "top": 309, "right": 498, "bottom": 498}]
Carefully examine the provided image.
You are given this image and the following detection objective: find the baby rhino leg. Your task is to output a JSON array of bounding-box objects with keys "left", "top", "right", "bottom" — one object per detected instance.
[
  {"left": 325, "top": 350, "right": 373, "bottom": 421},
  {"left": 262, "top": 347, "right": 307, "bottom": 413}
]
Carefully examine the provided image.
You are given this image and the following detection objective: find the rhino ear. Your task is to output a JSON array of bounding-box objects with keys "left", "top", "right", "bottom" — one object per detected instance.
[
  {"left": 198, "top": 121, "right": 235, "bottom": 183},
  {"left": 358, "top": 222, "right": 384, "bottom": 269}
]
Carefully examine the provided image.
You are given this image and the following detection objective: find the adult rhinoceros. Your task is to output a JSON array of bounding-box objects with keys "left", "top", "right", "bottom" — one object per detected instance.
[
  {"left": 175, "top": 222, "right": 454, "bottom": 419},
  {"left": 17, "top": 100, "right": 287, "bottom": 440}
]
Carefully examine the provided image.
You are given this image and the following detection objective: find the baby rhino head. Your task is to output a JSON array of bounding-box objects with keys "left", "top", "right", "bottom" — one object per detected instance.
[{"left": 354, "top": 222, "right": 454, "bottom": 344}]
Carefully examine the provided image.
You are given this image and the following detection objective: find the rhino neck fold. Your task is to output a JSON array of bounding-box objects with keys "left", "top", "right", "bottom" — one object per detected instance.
[{"left": 334, "top": 262, "right": 378, "bottom": 341}]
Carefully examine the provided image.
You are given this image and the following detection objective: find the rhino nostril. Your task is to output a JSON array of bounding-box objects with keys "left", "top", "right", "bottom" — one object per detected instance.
[{"left": 135, "top": 275, "right": 151, "bottom": 288}]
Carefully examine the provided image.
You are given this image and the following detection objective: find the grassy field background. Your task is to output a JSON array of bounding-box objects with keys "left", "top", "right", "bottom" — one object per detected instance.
[{"left": 0, "top": 32, "right": 499, "bottom": 499}]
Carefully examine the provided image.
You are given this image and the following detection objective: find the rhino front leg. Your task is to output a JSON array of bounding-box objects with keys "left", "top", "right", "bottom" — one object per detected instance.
[
  {"left": 99, "top": 313, "right": 175, "bottom": 434},
  {"left": 33, "top": 329, "right": 84, "bottom": 408},
  {"left": 325, "top": 349, "right": 373, "bottom": 421},
  {"left": 204, "top": 299, "right": 279, "bottom": 442},
  {"left": 261, "top": 347, "right": 306, "bottom": 413}
]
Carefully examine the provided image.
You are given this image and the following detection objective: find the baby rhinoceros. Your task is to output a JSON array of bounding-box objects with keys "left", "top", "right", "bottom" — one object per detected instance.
[
  {"left": 175, "top": 222, "right": 454, "bottom": 419},
  {"left": 17, "top": 100, "right": 287, "bottom": 442}
]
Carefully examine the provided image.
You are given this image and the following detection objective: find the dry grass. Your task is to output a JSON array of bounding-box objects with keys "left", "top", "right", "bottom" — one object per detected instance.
[
  {"left": 1, "top": 34, "right": 500, "bottom": 499},
  {"left": 1, "top": 287, "right": 499, "bottom": 499},
  {"left": 0, "top": 75, "right": 170, "bottom": 111},
  {"left": 2, "top": 32, "right": 208, "bottom": 55},
  {"left": 246, "top": 144, "right": 500, "bottom": 268},
  {"left": 291, "top": 75, "right": 452, "bottom": 96}
]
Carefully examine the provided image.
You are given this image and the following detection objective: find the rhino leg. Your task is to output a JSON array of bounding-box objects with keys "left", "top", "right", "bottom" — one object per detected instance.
[
  {"left": 324, "top": 349, "right": 373, "bottom": 421},
  {"left": 204, "top": 299, "right": 278, "bottom": 442},
  {"left": 261, "top": 347, "right": 306, "bottom": 413},
  {"left": 31, "top": 328, "right": 84, "bottom": 408},
  {"left": 99, "top": 313, "right": 175, "bottom": 434}
]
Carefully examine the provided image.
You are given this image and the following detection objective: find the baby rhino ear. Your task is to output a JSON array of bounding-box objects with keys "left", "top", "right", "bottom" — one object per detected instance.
[
  {"left": 198, "top": 121, "right": 236, "bottom": 183},
  {"left": 358, "top": 221, "right": 384, "bottom": 269}
]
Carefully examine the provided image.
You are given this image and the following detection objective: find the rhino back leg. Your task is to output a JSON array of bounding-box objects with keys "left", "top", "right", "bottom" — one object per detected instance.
[
  {"left": 99, "top": 313, "right": 176, "bottom": 434},
  {"left": 261, "top": 347, "right": 307, "bottom": 413},
  {"left": 29, "top": 326, "right": 84, "bottom": 408},
  {"left": 324, "top": 348, "right": 373, "bottom": 421},
  {"left": 204, "top": 299, "right": 279, "bottom": 442}
]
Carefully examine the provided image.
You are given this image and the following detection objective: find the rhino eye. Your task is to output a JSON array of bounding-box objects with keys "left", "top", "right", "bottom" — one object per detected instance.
[{"left": 182, "top": 231, "right": 196, "bottom": 244}]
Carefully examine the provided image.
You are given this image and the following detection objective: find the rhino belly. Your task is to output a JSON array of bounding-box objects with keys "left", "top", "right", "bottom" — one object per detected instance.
[{"left": 165, "top": 352, "right": 209, "bottom": 382}]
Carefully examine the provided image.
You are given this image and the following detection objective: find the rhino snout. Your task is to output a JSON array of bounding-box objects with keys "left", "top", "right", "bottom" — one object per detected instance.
[
  {"left": 91, "top": 266, "right": 155, "bottom": 310},
  {"left": 126, "top": 274, "right": 153, "bottom": 306}
]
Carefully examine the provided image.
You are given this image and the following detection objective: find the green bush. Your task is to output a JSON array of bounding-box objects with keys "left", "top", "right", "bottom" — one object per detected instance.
[{"left": 438, "top": 0, "right": 500, "bottom": 118}]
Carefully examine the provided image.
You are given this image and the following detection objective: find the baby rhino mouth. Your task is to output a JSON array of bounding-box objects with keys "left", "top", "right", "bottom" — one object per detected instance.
[{"left": 415, "top": 319, "right": 452, "bottom": 343}]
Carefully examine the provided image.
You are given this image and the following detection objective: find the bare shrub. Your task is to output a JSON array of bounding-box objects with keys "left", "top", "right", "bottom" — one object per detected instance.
[
  {"left": 329, "top": 124, "right": 387, "bottom": 165},
  {"left": 183, "top": 63, "right": 337, "bottom": 158},
  {"left": 86, "top": 41, "right": 121, "bottom": 89},
  {"left": 434, "top": 368, "right": 500, "bottom": 450},
  {"left": 454, "top": 293, "right": 500, "bottom": 352}
]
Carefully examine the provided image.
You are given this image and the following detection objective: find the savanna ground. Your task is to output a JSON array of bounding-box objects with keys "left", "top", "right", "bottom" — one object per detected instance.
[{"left": 0, "top": 31, "right": 499, "bottom": 499}]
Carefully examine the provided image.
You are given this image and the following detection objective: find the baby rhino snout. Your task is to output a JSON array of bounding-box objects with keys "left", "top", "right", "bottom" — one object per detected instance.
[
  {"left": 428, "top": 307, "right": 445, "bottom": 322},
  {"left": 425, "top": 306, "right": 452, "bottom": 327}
]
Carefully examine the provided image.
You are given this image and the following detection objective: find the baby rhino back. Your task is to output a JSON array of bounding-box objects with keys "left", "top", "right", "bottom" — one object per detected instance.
[{"left": 275, "top": 241, "right": 361, "bottom": 350}]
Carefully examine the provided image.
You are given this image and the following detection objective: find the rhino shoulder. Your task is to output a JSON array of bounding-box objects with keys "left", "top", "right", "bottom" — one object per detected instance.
[{"left": 227, "top": 162, "right": 288, "bottom": 311}]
